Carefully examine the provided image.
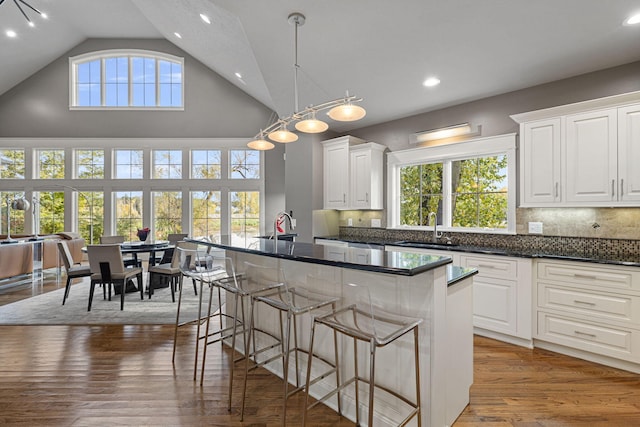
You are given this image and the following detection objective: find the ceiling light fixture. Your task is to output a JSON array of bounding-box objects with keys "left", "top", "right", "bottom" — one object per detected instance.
[
  {"left": 423, "top": 77, "right": 441, "bottom": 87},
  {"left": 247, "top": 12, "right": 366, "bottom": 150},
  {"left": 0, "top": 0, "right": 46, "bottom": 27},
  {"left": 174, "top": 32, "right": 182, "bottom": 39},
  {"left": 624, "top": 13, "right": 640, "bottom": 25},
  {"left": 200, "top": 13, "right": 211, "bottom": 24}
]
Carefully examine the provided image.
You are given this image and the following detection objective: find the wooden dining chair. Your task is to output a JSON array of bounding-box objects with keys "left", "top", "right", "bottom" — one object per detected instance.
[
  {"left": 58, "top": 240, "right": 92, "bottom": 305},
  {"left": 99, "top": 235, "right": 141, "bottom": 267},
  {"left": 86, "top": 244, "right": 144, "bottom": 311}
]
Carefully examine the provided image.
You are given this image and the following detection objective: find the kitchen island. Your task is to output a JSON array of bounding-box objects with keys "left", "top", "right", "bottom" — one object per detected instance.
[{"left": 191, "top": 237, "right": 476, "bottom": 427}]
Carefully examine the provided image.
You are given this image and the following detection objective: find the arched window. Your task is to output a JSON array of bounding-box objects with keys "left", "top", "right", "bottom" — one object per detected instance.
[{"left": 70, "top": 49, "right": 183, "bottom": 109}]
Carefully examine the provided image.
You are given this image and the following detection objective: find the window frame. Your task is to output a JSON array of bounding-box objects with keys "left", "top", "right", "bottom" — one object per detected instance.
[
  {"left": 387, "top": 133, "right": 517, "bottom": 234},
  {"left": 69, "top": 49, "right": 184, "bottom": 110}
]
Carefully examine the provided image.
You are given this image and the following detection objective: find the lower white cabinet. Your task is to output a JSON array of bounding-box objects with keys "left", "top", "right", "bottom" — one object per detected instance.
[{"left": 534, "top": 259, "right": 640, "bottom": 369}]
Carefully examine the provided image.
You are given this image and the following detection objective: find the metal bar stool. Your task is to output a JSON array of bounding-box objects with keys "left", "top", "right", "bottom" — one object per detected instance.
[
  {"left": 303, "top": 282, "right": 423, "bottom": 427},
  {"left": 240, "top": 266, "right": 340, "bottom": 426}
]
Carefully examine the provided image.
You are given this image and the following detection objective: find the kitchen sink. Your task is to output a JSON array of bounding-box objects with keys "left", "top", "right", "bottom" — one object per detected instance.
[{"left": 391, "top": 240, "right": 459, "bottom": 249}]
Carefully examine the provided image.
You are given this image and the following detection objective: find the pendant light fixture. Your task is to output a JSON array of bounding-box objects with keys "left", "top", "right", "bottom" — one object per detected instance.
[
  {"left": 247, "top": 12, "right": 366, "bottom": 150},
  {"left": 0, "top": 0, "right": 47, "bottom": 27}
]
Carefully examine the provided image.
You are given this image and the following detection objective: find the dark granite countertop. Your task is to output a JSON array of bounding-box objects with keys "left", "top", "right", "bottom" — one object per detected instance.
[
  {"left": 188, "top": 237, "right": 452, "bottom": 277},
  {"left": 447, "top": 265, "right": 478, "bottom": 287},
  {"left": 316, "top": 236, "right": 640, "bottom": 268}
]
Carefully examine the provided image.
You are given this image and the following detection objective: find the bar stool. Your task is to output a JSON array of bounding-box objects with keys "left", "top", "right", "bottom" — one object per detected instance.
[
  {"left": 303, "top": 282, "right": 423, "bottom": 427},
  {"left": 240, "top": 265, "right": 340, "bottom": 425}
]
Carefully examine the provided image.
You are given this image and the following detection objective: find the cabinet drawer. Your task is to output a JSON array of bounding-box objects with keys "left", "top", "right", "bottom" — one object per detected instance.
[
  {"left": 537, "top": 261, "right": 639, "bottom": 292},
  {"left": 460, "top": 255, "right": 518, "bottom": 279},
  {"left": 538, "top": 284, "right": 640, "bottom": 324},
  {"left": 537, "top": 312, "right": 640, "bottom": 362}
]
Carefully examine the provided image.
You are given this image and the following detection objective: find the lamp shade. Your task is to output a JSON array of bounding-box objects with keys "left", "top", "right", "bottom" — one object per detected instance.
[
  {"left": 268, "top": 125, "right": 298, "bottom": 143},
  {"left": 247, "top": 136, "right": 275, "bottom": 150},
  {"left": 295, "top": 111, "right": 329, "bottom": 133},
  {"left": 328, "top": 103, "right": 366, "bottom": 122}
]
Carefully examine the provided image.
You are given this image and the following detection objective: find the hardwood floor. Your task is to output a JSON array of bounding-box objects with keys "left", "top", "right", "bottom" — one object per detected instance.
[{"left": 1, "top": 274, "right": 640, "bottom": 426}]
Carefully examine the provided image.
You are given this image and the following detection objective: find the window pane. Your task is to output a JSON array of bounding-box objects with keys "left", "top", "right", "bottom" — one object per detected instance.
[
  {"left": 399, "top": 163, "right": 443, "bottom": 226},
  {"left": 75, "top": 149, "right": 105, "bottom": 179},
  {"left": 77, "top": 191, "right": 104, "bottom": 244},
  {"left": 37, "top": 150, "right": 65, "bottom": 179},
  {"left": 76, "top": 60, "right": 101, "bottom": 106},
  {"left": 230, "top": 150, "right": 259, "bottom": 179},
  {"left": 105, "top": 57, "right": 129, "bottom": 107},
  {"left": 191, "top": 150, "right": 221, "bottom": 179},
  {"left": 153, "top": 191, "right": 182, "bottom": 240},
  {"left": 153, "top": 150, "right": 182, "bottom": 179},
  {"left": 114, "top": 150, "right": 143, "bottom": 179},
  {"left": 451, "top": 155, "right": 508, "bottom": 229},
  {"left": 191, "top": 191, "right": 221, "bottom": 240},
  {"left": 230, "top": 191, "right": 259, "bottom": 246},
  {"left": 1, "top": 191, "right": 27, "bottom": 235},
  {"left": 115, "top": 191, "right": 143, "bottom": 241},
  {"left": 0, "top": 149, "right": 25, "bottom": 179},
  {"left": 37, "top": 191, "right": 65, "bottom": 234}
]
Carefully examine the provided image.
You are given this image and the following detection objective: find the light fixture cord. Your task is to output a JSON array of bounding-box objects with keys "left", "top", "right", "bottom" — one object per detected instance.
[{"left": 293, "top": 16, "right": 300, "bottom": 113}]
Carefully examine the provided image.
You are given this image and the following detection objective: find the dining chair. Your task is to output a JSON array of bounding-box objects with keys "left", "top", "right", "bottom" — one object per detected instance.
[
  {"left": 147, "top": 242, "right": 187, "bottom": 302},
  {"left": 86, "top": 244, "right": 144, "bottom": 311},
  {"left": 168, "top": 233, "right": 188, "bottom": 245},
  {"left": 99, "top": 235, "right": 141, "bottom": 268},
  {"left": 58, "top": 240, "right": 92, "bottom": 305}
]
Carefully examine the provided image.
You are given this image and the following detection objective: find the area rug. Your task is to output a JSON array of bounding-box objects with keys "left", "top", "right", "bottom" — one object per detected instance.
[{"left": 0, "top": 281, "right": 218, "bottom": 326}]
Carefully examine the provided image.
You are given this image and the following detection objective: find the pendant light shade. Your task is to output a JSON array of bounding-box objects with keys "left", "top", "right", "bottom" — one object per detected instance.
[
  {"left": 295, "top": 111, "right": 329, "bottom": 133},
  {"left": 247, "top": 132, "right": 275, "bottom": 150},
  {"left": 268, "top": 124, "right": 298, "bottom": 143},
  {"left": 328, "top": 103, "right": 366, "bottom": 122}
]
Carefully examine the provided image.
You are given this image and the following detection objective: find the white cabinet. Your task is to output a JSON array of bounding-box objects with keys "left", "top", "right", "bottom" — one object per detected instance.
[
  {"left": 385, "top": 245, "right": 533, "bottom": 346},
  {"left": 322, "top": 136, "right": 385, "bottom": 210},
  {"left": 565, "top": 109, "right": 618, "bottom": 203},
  {"left": 520, "top": 118, "right": 561, "bottom": 205},
  {"left": 513, "top": 92, "right": 640, "bottom": 207},
  {"left": 534, "top": 260, "right": 640, "bottom": 370},
  {"left": 349, "top": 144, "right": 385, "bottom": 209}
]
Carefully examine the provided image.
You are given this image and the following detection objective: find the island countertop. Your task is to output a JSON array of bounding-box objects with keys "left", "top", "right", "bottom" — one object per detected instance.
[{"left": 188, "top": 236, "right": 452, "bottom": 276}]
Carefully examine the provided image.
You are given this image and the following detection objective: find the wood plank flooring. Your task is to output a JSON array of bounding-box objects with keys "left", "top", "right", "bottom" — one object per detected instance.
[{"left": 1, "top": 273, "right": 640, "bottom": 426}]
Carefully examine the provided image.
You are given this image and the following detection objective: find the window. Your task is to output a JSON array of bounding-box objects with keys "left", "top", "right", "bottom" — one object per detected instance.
[
  {"left": 388, "top": 134, "right": 516, "bottom": 233},
  {"left": 77, "top": 191, "right": 104, "bottom": 244},
  {"left": 114, "top": 149, "right": 143, "bottom": 179},
  {"left": 192, "top": 150, "right": 221, "bottom": 179},
  {"left": 0, "top": 191, "right": 26, "bottom": 235},
  {"left": 71, "top": 50, "right": 183, "bottom": 108},
  {"left": 191, "top": 191, "right": 221, "bottom": 240},
  {"left": 37, "top": 191, "right": 65, "bottom": 234},
  {"left": 153, "top": 191, "right": 182, "bottom": 240},
  {"left": 37, "top": 149, "right": 65, "bottom": 179},
  {"left": 75, "top": 149, "right": 105, "bottom": 179},
  {"left": 230, "top": 191, "right": 259, "bottom": 246},
  {"left": 115, "top": 191, "right": 143, "bottom": 241},
  {"left": 230, "top": 150, "right": 260, "bottom": 179},
  {"left": 153, "top": 150, "right": 182, "bottom": 179},
  {"left": 0, "top": 149, "right": 25, "bottom": 179}
]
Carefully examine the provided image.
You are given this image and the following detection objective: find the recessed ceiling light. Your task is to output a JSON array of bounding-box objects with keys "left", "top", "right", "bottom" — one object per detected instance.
[
  {"left": 423, "top": 77, "right": 441, "bottom": 87},
  {"left": 6, "top": 30, "right": 17, "bottom": 38},
  {"left": 174, "top": 32, "right": 182, "bottom": 39},
  {"left": 235, "top": 72, "right": 242, "bottom": 79},
  {"left": 624, "top": 13, "right": 640, "bottom": 25},
  {"left": 200, "top": 13, "right": 211, "bottom": 24}
]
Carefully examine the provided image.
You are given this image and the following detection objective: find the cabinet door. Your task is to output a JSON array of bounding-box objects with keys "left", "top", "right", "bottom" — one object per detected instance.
[
  {"left": 323, "top": 141, "right": 350, "bottom": 209},
  {"left": 618, "top": 104, "right": 640, "bottom": 202},
  {"left": 350, "top": 149, "right": 372, "bottom": 209},
  {"left": 565, "top": 109, "right": 617, "bottom": 203},
  {"left": 520, "top": 118, "right": 561, "bottom": 205}
]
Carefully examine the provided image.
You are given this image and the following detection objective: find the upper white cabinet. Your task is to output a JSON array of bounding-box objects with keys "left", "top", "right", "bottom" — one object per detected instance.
[
  {"left": 512, "top": 91, "right": 640, "bottom": 207},
  {"left": 322, "top": 136, "right": 386, "bottom": 210}
]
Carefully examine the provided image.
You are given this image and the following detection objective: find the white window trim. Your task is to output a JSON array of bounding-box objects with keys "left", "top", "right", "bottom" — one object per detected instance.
[
  {"left": 387, "top": 133, "right": 517, "bottom": 234},
  {"left": 69, "top": 49, "right": 185, "bottom": 110}
]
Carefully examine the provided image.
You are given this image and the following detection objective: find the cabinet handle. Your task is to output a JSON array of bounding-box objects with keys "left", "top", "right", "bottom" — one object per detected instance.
[
  {"left": 574, "top": 330, "right": 597, "bottom": 338},
  {"left": 366, "top": 192, "right": 369, "bottom": 203},
  {"left": 612, "top": 179, "right": 615, "bottom": 197},
  {"left": 573, "top": 300, "right": 596, "bottom": 306},
  {"left": 343, "top": 193, "right": 346, "bottom": 203},
  {"left": 555, "top": 182, "right": 559, "bottom": 199},
  {"left": 573, "top": 273, "right": 597, "bottom": 280},
  {"left": 620, "top": 179, "right": 624, "bottom": 197},
  {"left": 477, "top": 264, "right": 495, "bottom": 269}
]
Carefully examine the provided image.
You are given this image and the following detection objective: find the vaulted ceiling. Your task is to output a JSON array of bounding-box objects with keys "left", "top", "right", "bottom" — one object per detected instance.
[{"left": 1, "top": 0, "right": 640, "bottom": 131}]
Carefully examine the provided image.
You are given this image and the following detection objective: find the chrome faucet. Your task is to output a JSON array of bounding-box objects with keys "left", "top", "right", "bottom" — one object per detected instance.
[
  {"left": 273, "top": 211, "right": 295, "bottom": 246},
  {"left": 428, "top": 212, "right": 442, "bottom": 243}
]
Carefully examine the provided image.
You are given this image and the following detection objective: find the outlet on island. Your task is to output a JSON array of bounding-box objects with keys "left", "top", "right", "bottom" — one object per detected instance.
[
  {"left": 528, "top": 221, "right": 543, "bottom": 234},
  {"left": 347, "top": 218, "right": 353, "bottom": 227}
]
